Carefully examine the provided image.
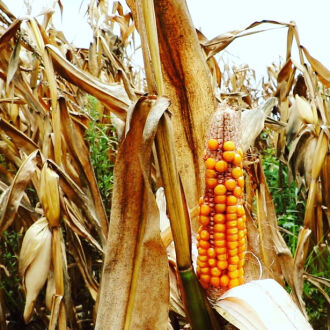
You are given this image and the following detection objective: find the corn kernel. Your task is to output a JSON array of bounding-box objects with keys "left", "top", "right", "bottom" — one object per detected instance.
[
  {"left": 223, "top": 151, "right": 235, "bottom": 162},
  {"left": 215, "top": 203, "right": 226, "bottom": 213},
  {"left": 214, "top": 184, "right": 226, "bottom": 195},
  {"left": 220, "top": 274, "right": 229, "bottom": 287},
  {"left": 215, "top": 160, "right": 228, "bottom": 172},
  {"left": 225, "top": 179, "right": 236, "bottom": 191},
  {"left": 208, "top": 139, "right": 219, "bottom": 150},
  {"left": 223, "top": 141, "right": 235, "bottom": 151},
  {"left": 205, "top": 157, "right": 216, "bottom": 169},
  {"left": 210, "top": 276, "right": 220, "bottom": 287}
]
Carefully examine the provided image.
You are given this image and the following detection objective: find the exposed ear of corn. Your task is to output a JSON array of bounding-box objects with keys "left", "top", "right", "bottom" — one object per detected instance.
[
  {"left": 39, "top": 163, "right": 60, "bottom": 227},
  {"left": 196, "top": 105, "right": 247, "bottom": 296},
  {"left": 19, "top": 217, "right": 52, "bottom": 323}
]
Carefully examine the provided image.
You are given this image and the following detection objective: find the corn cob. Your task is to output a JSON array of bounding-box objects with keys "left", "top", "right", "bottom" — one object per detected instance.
[{"left": 196, "top": 105, "right": 247, "bottom": 295}]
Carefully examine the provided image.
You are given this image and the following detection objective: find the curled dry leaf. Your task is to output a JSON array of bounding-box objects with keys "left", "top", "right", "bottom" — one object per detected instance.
[
  {"left": 241, "top": 97, "right": 278, "bottom": 152},
  {"left": 19, "top": 217, "right": 52, "bottom": 323},
  {"left": 213, "top": 279, "right": 312, "bottom": 330}
]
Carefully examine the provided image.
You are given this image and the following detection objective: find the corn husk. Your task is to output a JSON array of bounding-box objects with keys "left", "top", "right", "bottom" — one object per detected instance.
[
  {"left": 213, "top": 279, "right": 312, "bottom": 330},
  {"left": 39, "top": 163, "right": 60, "bottom": 227},
  {"left": 19, "top": 217, "right": 52, "bottom": 323}
]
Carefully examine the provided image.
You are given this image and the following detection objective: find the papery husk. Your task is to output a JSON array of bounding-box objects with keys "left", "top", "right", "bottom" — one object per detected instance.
[
  {"left": 213, "top": 279, "right": 312, "bottom": 330},
  {"left": 19, "top": 217, "right": 52, "bottom": 323}
]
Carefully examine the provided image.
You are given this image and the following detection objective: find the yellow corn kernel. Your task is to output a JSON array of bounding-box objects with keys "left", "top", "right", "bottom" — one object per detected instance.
[
  {"left": 215, "top": 160, "right": 228, "bottom": 172},
  {"left": 208, "top": 139, "right": 219, "bottom": 150},
  {"left": 223, "top": 141, "right": 235, "bottom": 151},
  {"left": 205, "top": 157, "right": 216, "bottom": 169}
]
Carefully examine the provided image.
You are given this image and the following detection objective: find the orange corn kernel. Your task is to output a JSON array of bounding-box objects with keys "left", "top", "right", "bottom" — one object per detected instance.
[
  {"left": 232, "top": 167, "right": 243, "bottom": 179},
  {"left": 233, "top": 153, "right": 242, "bottom": 166},
  {"left": 226, "top": 213, "right": 238, "bottom": 221},
  {"left": 220, "top": 274, "right": 229, "bottom": 287},
  {"left": 238, "top": 244, "right": 246, "bottom": 253},
  {"left": 238, "top": 237, "right": 246, "bottom": 246},
  {"left": 238, "top": 230, "right": 245, "bottom": 239},
  {"left": 214, "top": 232, "right": 225, "bottom": 240},
  {"left": 214, "top": 223, "right": 226, "bottom": 233},
  {"left": 210, "top": 276, "right": 221, "bottom": 287},
  {"left": 227, "top": 227, "right": 238, "bottom": 235},
  {"left": 207, "top": 248, "right": 216, "bottom": 258},
  {"left": 205, "top": 157, "right": 216, "bottom": 169},
  {"left": 238, "top": 268, "right": 244, "bottom": 277},
  {"left": 227, "top": 234, "right": 238, "bottom": 242},
  {"left": 198, "top": 248, "right": 207, "bottom": 256},
  {"left": 199, "top": 240, "right": 210, "bottom": 249},
  {"left": 228, "top": 270, "right": 239, "bottom": 279},
  {"left": 199, "top": 274, "right": 210, "bottom": 283},
  {"left": 215, "top": 247, "right": 227, "bottom": 254},
  {"left": 214, "top": 195, "right": 226, "bottom": 203},
  {"left": 200, "top": 205, "right": 211, "bottom": 216},
  {"left": 237, "top": 205, "right": 245, "bottom": 216},
  {"left": 200, "top": 267, "right": 210, "bottom": 274},
  {"left": 237, "top": 218, "right": 245, "bottom": 230},
  {"left": 215, "top": 203, "right": 226, "bottom": 213},
  {"left": 215, "top": 160, "right": 228, "bottom": 172},
  {"left": 214, "top": 214, "right": 225, "bottom": 223},
  {"left": 200, "top": 230, "right": 210, "bottom": 240},
  {"left": 217, "top": 254, "right": 227, "bottom": 261},
  {"left": 198, "top": 255, "right": 208, "bottom": 262},
  {"left": 206, "top": 178, "right": 217, "bottom": 188},
  {"left": 214, "top": 240, "right": 226, "bottom": 247},
  {"left": 239, "top": 276, "right": 244, "bottom": 285},
  {"left": 226, "top": 195, "right": 237, "bottom": 206},
  {"left": 227, "top": 241, "right": 239, "bottom": 249},
  {"left": 233, "top": 186, "right": 243, "bottom": 198},
  {"left": 223, "top": 141, "right": 235, "bottom": 151},
  {"left": 227, "top": 205, "right": 237, "bottom": 213},
  {"left": 229, "top": 278, "right": 240, "bottom": 289},
  {"left": 208, "top": 139, "right": 219, "bottom": 150},
  {"left": 205, "top": 169, "right": 217, "bottom": 178},
  {"left": 217, "top": 260, "right": 228, "bottom": 270},
  {"left": 197, "top": 260, "right": 208, "bottom": 268},
  {"left": 214, "top": 184, "right": 226, "bottom": 195},
  {"left": 223, "top": 151, "right": 235, "bottom": 162},
  {"left": 210, "top": 267, "right": 221, "bottom": 277},
  {"left": 228, "top": 264, "right": 238, "bottom": 272},
  {"left": 198, "top": 215, "right": 210, "bottom": 226},
  {"left": 226, "top": 220, "right": 238, "bottom": 228},
  {"left": 208, "top": 258, "right": 217, "bottom": 267},
  {"left": 228, "top": 248, "right": 238, "bottom": 257},
  {"left": 229, "top": 255, "right": 239, "bottom": 265},
  {"left": 237, "top": 176, "right": 244, "bottom": 188},
  {"left": 225, "top": 179, "right": 236, "bottom": 191}
]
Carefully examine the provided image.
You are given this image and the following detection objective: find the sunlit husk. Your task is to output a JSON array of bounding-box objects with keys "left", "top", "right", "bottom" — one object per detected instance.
[
  {"left": 19, "top": 217, "right": 52, "bottom": 323},
  {"left": 213, "top": 279, "right": 312, "bottom": 330},
  {"left": 40, "top": 163, "right": 60, "bottom": 227}
]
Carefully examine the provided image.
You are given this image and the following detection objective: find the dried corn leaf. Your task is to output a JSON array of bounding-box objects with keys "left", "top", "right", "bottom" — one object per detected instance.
[
  {"left": 0, "top": 150, "right": 40, "bottom": 234},
  {"left": 46, "top": 44, "right": 130, "bottom": 119},
  {"left": 0, "top": 118, "right": 38, "bottom": 154},
  {"left": 213, "top": 279, "right": 312, "bottom": 330},
  {"left": 95, "top": 96, "right": 169, "bottom": 329},
  {"left": 301, "top": 45, "right": 330, "bottom": 88}
]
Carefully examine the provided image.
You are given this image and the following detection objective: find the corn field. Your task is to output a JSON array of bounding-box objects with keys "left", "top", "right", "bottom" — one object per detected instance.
[{"left": 0, "top": 0, "right": 329, "bottom": 329}]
